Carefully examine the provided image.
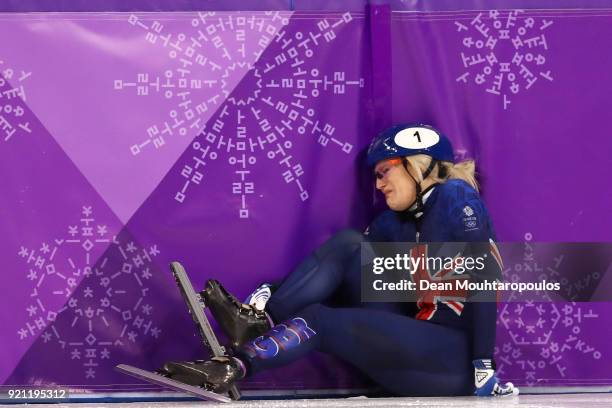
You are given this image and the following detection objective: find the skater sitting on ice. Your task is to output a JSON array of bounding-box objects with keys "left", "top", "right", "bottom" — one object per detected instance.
[{"left": 158, "top": 124, "right": 517, "bottom": 397}]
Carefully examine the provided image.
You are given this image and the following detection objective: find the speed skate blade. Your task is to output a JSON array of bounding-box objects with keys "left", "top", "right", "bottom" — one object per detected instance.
[
  {"left": 115, "top": 364, "right": 231, "bottom": 403},
  {"left": 170, "top": 261, "right": 226, "bottom": 356},
  {"left": 169, "top": 261, "right": 241, "bottom": 401}
]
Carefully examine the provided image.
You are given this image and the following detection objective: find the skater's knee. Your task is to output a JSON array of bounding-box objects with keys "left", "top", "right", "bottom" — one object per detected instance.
[
  {"left": 333, "top": 228, "right": 364, "bottom": 245},
  {"left": 316, "top": 229, "right": 364, "bottom": 258}
]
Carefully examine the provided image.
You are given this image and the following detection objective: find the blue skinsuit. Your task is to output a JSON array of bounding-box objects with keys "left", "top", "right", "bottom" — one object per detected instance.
[{"left": 236, "top": 179, "right": 501, "bottom": 396}]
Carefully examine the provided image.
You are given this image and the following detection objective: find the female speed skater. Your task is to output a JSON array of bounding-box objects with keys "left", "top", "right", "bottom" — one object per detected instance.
[{"left": 159, "top": 124, "right": 518, "bottom": 397}]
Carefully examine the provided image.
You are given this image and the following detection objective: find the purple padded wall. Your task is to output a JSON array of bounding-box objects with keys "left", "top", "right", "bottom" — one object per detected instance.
[{"left": 1, "top": 2, "right": 611, "bottom": 392}]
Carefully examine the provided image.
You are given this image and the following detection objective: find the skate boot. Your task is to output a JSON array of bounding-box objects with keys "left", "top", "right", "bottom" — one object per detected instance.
[
  {"left": 200, "top": 279, "right": 271, "bottom": 348},
  {"left": 159, "top": 356, "right": 244, "bottom": 394}
]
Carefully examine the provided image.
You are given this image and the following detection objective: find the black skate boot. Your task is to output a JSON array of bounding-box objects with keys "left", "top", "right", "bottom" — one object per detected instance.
[
  {"left": 159, "top": 356, "right": 244, "bottom": 394},
  {"left": 200, "top": 279, "right": 271, "bottom": 348}
]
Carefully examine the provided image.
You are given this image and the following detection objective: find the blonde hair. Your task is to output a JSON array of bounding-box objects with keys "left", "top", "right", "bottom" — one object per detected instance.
[{"left": 404, "top": 154, "right": 479, "bottom": 192}]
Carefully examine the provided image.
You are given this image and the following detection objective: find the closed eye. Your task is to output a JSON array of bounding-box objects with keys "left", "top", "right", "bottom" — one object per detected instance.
[{"left": 375, "top": 166, "right": 391, "bottom": 180}]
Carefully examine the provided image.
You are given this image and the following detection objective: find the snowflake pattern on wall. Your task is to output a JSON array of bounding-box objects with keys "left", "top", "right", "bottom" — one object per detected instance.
[
  {"left": 496, "top": 234, "right": 603, "bottom": 386},
  {"left": 0, "top": 60, "right": 32, "bottom": 142},
  {"left": 115, "top": 12, "right": 364, "bottom": 218},
  {"left": 455, "top": 10, "right": 554, "bottom": 110},
  {"left": 17, "top": 206, "right": 162, "bottom": 379},
  {"left": 114, "top": 12, "right": 292, "bottom": 156}
]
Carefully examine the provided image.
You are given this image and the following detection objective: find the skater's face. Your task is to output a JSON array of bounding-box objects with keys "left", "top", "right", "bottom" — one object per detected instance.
[{"left": 374, "top": 158, "right": 416, "bottom": 211}]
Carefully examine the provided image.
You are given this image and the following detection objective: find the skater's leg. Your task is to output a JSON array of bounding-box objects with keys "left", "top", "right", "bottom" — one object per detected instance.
[
  {"left": 236, "top": 304, "right": 472, "bottom": 396},
  {"left": 324, "top": 247, "right": 415, "bottom": 316},
  {"left": 317, "top": 307, "right": 473, "bottom": 396},
  {"left": 266, "top": 229, "right": 364, "bottom": 322},
  {"left": 201, "top": 229, "right": 409, "bottom": 348},
  {"left": 236, "top": 304, "right": 324, "bottom": 373}
]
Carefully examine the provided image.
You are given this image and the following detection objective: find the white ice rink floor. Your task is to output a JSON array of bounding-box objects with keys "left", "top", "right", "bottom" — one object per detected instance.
[{"left": 3, "top": 394, "right": 612, "bottom": 408}]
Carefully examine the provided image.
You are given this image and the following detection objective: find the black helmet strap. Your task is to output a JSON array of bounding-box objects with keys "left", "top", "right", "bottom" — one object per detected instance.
[{"left": 401, "top": 157, "right": 439, "bottom": 218}]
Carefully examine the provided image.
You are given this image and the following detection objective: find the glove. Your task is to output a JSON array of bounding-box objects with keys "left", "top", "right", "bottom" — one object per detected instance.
[{"left": 473, "top": 359, "right": 519, "bottom": 396}]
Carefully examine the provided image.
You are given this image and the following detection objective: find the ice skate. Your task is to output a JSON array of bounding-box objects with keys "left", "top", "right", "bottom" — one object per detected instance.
[
  {"left": 115, "top": 364, "right": 231, "bottom": 402},
  {"left": 200, "top": 279, "right": 272, "bottom": 348},
  {"left": 116, "top": 262, "right": 241, "bottom": 401},
  {"left": 159, "top": 356, "right": 244, "bottom": 394}
]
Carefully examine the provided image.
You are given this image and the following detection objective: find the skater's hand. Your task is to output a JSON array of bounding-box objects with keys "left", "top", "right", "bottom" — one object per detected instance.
[{"left": 473, "top": 359, "right": 519, "bottom": 396}]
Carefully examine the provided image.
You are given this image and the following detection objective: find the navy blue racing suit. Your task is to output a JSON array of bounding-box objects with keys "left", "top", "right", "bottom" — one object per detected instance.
[{"left": 235, "top": 179, "right": 502, "bottom": 396}]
